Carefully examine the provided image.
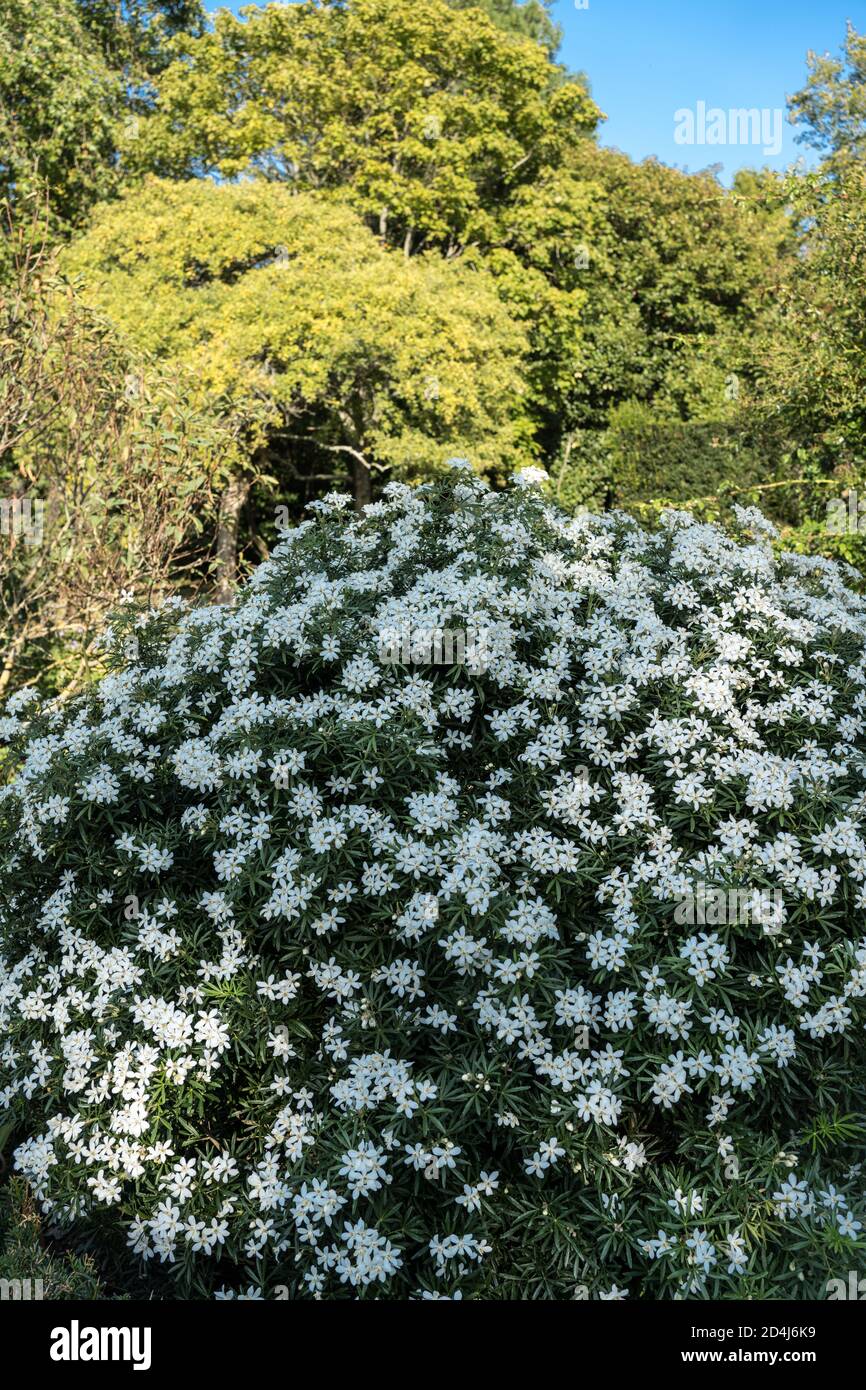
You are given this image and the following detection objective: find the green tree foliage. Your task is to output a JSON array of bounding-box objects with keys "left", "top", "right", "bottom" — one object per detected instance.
[
  {"left": 744, "top": 165, "right": 866, "bottom": 563},
  {"left": 124, "top": 0, "right": 600, "bottom": 257},
  {"left": 0, "top": 0, "right": 123, "bottom": 238},
  {"left": 788, "top": 22, "right": 866, "bottom": 170},
  {"left": 122, "top": 0, "right": 791, "bottom": 503},
  {"left": 768, "top": 27, "right": 866, "bottom": 559},
  {"left": 517, "top": 148, "right": 794, "bottom": 507},
  {"left": 568, "top": 149, "right": 787, "bottom": 423},
  {"left": 74, "top": 0, "right": 207, "bottom": 78},
  {"left": 760, "top": 169, "right": 866, "bottom": 459},
  {"left": 446, "top": 0, "right": 561, "bottom": 55},
  {"left": 62, "top": 177, "right": 533, "bottom": 530}
]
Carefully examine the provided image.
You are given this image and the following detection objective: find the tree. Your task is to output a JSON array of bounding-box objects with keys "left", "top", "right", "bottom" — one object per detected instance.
[
  {"left": 74, "top": 0, "right": 207, "bottom": 78},
  {"left": 125, "top": 0, "right": 600, "bottom": 258},
  {"left": 788, "top": 22, "right": 866, "bottom": 171},
  {"left": 0, "top": 0, "right": 123, "bottom": 238},
  {"left": 118, "top": 0, "right": 604, "bottom": 490},
  {"left": 746, "top": 165, "right": 866, "bottom": 559},
  {"left": 62, "top": 177, "right": 533, "bottom": 572},
  {"left": 493, "top": 146, "right": 792, "bottom": 504},
  {"left": 121, "top": 0, "right": 795, "bottom": 506},
  {"left": 446, "top": 0, "right": 561, "bottom": 55}
]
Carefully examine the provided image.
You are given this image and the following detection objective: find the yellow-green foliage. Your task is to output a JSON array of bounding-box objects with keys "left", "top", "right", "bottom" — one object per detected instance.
[{"left": 63, "top": 178, "right": 535, "bottom": 480}]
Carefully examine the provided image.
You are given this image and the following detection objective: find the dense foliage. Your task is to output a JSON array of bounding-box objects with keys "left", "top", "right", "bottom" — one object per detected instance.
[
  {"left": 788, "top": 20, "right": 866, "bottom": 173},
  {"left": 3, "top": 2, "right": 862, "bottom": 708},
  {"left": 2, "top": 0, "right": 866, "bottom": 1304},
  {"left": 2, "top": 468, "right": 866, "bottom": 1300},
  {"left": 61, "top": 178, "right": 533, "bottom": 509},
  {"left": 0, "top": 208, "right": 236, "bottom": 701},
  {"left": 0, "top": 0, "right": 123, "bottom": 242}
]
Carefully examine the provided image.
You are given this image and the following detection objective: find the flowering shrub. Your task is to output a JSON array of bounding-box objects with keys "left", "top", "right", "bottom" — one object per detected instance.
[{"left": 2, "top": 463, "right": 866, "bottom": 1300}]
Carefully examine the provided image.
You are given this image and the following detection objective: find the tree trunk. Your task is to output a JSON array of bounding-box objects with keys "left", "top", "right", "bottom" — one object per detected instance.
[
  {"left": 214, "top": 472, "right": 251, "bottom": 603},
  {"left": 352, "top": 456, "right": 372, "bottom": 512}
]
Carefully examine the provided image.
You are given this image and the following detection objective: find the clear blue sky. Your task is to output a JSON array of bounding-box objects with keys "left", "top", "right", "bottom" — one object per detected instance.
[
  {"left": 553, "top": 0, "right": 866, "bottom": 182},
  {"left": 220, "top": 1, "right": 866, "bottom": 184}
]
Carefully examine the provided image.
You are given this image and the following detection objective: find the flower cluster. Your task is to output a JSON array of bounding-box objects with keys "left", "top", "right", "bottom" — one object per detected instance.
[{"left": 2, "top": 464, "right": 866, "bottom": 1300}]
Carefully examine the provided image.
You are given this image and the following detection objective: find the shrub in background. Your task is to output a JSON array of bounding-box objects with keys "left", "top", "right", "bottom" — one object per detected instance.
[{"left": 0, "top": 206, "right": 237, "bottom": 708}]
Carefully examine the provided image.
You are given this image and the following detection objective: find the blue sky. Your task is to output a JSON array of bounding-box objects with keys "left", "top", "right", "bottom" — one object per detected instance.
[
  {"left": 220, "top": 1, "right": 865, "bottom": 183},
  {"left": 553, "top": 0, "right": 866, "bottom": 182}
]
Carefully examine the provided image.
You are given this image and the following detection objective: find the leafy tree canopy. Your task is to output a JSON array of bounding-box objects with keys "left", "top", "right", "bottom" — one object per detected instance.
[
  {"left": 74, "top": 0, "right": 207, "bottom": 76},
  {"left": 788, "top": 22, "right": 866, "bottom": 170},
  {"left": 756, "top": 166, "right": 866, "bottom": 470},
  {"left": 446, "top": 0, "right": 561, "bottom": 56},
  {"left": 0, "top": 0, "right": 123, "bottom": 235},
  {"left": 484, "top": 145, "right": 791, "bottom": 486},
  {"left": 124, "top": 0, "right": 601, "bottom": 257},
  {"left": 63, "top": 178, "right": 534, "bottom": 503}
]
